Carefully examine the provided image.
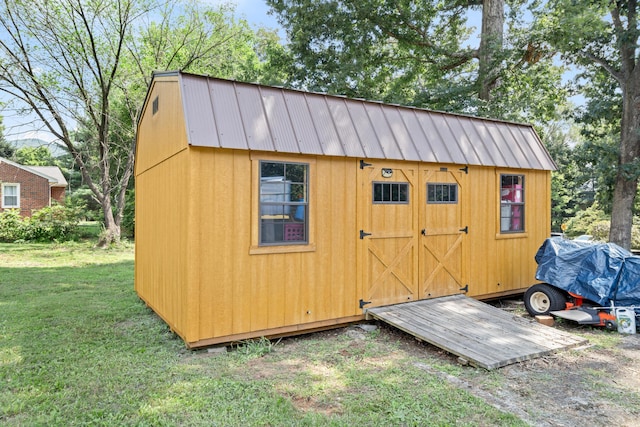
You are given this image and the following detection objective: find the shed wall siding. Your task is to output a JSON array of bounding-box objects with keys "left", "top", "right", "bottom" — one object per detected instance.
[
  {"left": 187, "top": 148, "right": 360, "bottom": 343},
  {"left": 467, "top": 168, "right": 551, "bottom": 298},
  {"left": 135, "top": 150, "right": 192, "bottom": 339},
  {"left": 135, "top": 75, "right": 194, "bottom": 340},
  {"left": 135, "top": 146, "right": 550, "bottom": 345},
  {"left": 135, "top": 77, "right": 188, "bottom": 175}
]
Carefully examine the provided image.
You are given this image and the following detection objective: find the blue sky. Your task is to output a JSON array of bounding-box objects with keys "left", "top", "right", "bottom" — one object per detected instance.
[{"left": 225, "top": 0, "right": 280, "bottom": 29}]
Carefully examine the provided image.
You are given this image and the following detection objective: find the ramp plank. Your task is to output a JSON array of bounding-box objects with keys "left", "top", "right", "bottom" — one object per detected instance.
[{"left": 366, "top": 295, "right": 588, "bottom": 370}]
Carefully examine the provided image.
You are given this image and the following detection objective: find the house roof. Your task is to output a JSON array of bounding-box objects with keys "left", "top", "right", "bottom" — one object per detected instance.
[
  {"left": 0, "top": 156, "right": 67, "bottom": 187},
  {"left": 157, "top": 71, "right": 556, "bottom": 171},
  {"left": 30, "top": 166, "right": 68, "bottom": 187}
]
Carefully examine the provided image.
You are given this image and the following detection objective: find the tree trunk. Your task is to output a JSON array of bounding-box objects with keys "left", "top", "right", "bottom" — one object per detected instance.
[
  {"left": 478, "top": 0, "right": 504, "bottom": 101},
  {"left": 609, "top": 68, "right": 640, "bottom": 250},
  {"left": 98, "top": 196, "right": 121, "bottom": 247}
]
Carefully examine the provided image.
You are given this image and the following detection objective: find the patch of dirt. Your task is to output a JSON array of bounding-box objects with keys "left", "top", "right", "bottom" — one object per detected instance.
[
  {"left": 236, "top": 300, "right": 640, "bottom": 426},
  {"left": 394, "top": 300, "right": 640, "bottom": 427}
]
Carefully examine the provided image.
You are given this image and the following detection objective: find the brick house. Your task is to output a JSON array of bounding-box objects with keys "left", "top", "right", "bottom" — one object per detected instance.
[{"left": 0, "top": 156, "right": 68, "bottom": 217}]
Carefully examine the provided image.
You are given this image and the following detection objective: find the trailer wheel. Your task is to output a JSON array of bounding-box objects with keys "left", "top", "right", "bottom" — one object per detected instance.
[
  {"left": 604, "top": 320, "right": 617, "bottom": 331},
  {"left": 524, "top": 284, "right": 567, "bottom": 316}
]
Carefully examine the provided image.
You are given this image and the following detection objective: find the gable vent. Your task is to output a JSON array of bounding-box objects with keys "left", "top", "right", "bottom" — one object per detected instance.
[{"left": 152, "top": 96, "right": 159, "bottom": 115}]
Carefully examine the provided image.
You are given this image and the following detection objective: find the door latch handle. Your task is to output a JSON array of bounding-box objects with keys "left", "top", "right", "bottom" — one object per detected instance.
[{"left": 421, "top": 229, "right": 426, "bottom": 236}]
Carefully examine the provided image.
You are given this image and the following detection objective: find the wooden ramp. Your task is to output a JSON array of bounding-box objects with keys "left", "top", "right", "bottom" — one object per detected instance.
[{"left": 366, "top": 294, "right": 588, "bottom": 370}]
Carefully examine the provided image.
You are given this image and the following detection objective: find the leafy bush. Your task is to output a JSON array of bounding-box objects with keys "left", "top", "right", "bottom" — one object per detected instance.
[
  {"left": 564, "top": 203, "right": 609, "bottom": 237},
  {"left": 28, "top": 204, "right": 83, "bottom": 241},
  {"left": 0, "top": 209, "right": 27, "bottom": 242},
  {"left": 588, "top": 220, "right": 610, "bottom": 242},
  {"left": 564, "top": 204, "right": 640, "bottom": 250},
  {"left": 0, "top": 204, "right": 83, "bottom": 242},
  {"left": 629, "top": 217, "right": 640, "bottom": 251}
]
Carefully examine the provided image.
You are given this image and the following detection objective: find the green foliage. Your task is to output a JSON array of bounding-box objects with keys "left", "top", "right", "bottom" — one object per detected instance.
[
  {"left": 66, "top": 187, "right": 102, "bottom": 221},
  {"left": 572, "top": 134, "right": 619, "bottom": 213},
  {"left": 633, "top": 221, "right": 640, "bottom": 251},
  {"left": 27, "top": 204, "right": 83, "bottom": 241},
  {"left": 589, "top": 220, "right": 610, "bottom": 242},
  {"left": 12, "top": 146, "right": 56, "bottom": 166},
  {"left": 268, "top": 0, "right": 570, "bottom": 123},
  {"left": 0, "top": 243, "right": 526, "bottom": 426},
  {"left": 562, "top": 205, "right": 640, "bottom": 249},
  {"left": 0, "top": 209, "right": 26, "bottom": 242},
  {"left": 0, "top": 115, "right": 15, "bottom": 159},
  {"left": 543, "top": 118, "right": 600, "bottom": 231},
  {"left": 564, "top": 203, "right": 608, "bottom": 237},
  {"left": 235, "top": 337, "right": 275, "bottom": 359},
  {"left": 268, "top": 0, "right": 477, "bottom": 107},
  {"left": 0, "top": 204, "right": 83, "bottom": 242},
  {"left": 121, "top": 188, "right": 135, "bottom": 237},
  {"left": 0, "top": 0, "right": 286, "bottom": 245},
  {"left": 535, "top": 0, "right": 639, "bottom": 248}
]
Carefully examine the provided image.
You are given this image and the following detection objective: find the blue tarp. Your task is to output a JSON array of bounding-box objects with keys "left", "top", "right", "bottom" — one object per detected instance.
[{"left": 535, "top": 237, "right": 640, "bottom": 307}]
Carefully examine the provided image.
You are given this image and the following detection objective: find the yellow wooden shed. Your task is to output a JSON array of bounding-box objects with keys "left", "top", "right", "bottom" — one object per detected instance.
[{"left": 135, "top": 71, "right": 555, "bottom": 348}]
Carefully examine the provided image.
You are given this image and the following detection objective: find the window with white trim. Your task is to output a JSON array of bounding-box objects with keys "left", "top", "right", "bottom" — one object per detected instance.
[
  {"left": 500, "top": 174, "right": 524, "bottom": 233},
  {"left": 259, "top": 161, "right": 308, "bottom": 245},
  {"left": 1, "top": 183, "right": 19, "bottom": 208}
]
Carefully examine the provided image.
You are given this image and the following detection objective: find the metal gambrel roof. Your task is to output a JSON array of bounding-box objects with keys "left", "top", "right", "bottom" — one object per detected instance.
[{"left": 171, "top": 71, "right": 556, "bottom": 171}]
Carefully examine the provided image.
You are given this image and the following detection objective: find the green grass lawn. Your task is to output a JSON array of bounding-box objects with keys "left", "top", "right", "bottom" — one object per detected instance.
[{"left": 0, "top": 242, "right": 526, "bottom": 426}]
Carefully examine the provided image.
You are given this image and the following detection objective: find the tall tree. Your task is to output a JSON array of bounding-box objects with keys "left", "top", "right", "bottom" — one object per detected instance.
[
  {"left": 478, "top": 0, "right": 504, "bottom": 101},
  {"left": 0, "top": 0, "right": 282, "bottom": 245},
  {"left": 0, "top": 0, "right": 146, "bottom": 245},
  {"left": 539, "top": 0, "right": 639, "bottom": 249},
  {"left": 267, "top": 0, "right": 565, "bottom": 121},
  {"left": 572, "top": 66, "right": 623, "bottom": 214},
  {"left": 267, "top": 0, "right": 480, "bottom": 108}
]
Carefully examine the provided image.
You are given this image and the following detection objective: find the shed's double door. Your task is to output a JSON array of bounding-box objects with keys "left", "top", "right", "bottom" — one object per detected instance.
[{"left": 359, "top": 160, "right": 468, "bottom": 309}]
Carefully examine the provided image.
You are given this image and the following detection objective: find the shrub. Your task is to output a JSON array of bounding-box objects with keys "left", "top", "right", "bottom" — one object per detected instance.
[
  {"left": 0, "top": 204, "right": 83, "bottom": 242},
  {"left": 565, "top": 203, "right": 608, "bottom": 237},
  {"left": 631, "top": 218, "right": 640, "bottom": 251},
  {"left": 564, "top": 206, "right": 640, "bottom": 250},
  {"left": 28, "top": 204, "right": 83, "bottom": 241},
  {"left": 588, "top": 220, "right": 610, "bottom": 242},
  {"left": 0, "top": 209, "right": 27, "bottom": 242}
]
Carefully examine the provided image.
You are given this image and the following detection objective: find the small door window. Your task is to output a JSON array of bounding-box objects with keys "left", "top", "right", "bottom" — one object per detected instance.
[
  {"left": 427, "top": 183, "right": 458, "bottom": 204},
  {"left": 373, "top": 182, "right": 409, "bottom": 204}
]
